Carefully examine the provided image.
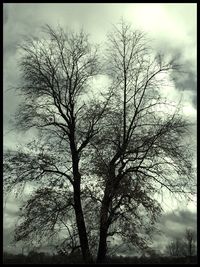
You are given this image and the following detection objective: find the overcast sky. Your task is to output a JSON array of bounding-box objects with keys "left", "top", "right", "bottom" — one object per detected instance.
[{"left": 3, "top": 3, "right": 197, "bottom": 255}]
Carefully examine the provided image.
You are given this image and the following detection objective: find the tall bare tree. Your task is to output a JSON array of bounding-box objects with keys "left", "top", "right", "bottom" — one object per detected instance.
[
  {"left": 185, "top": 228, "right": 195, "bottom": 257},
  {"left": 166, "top": 238, "right": 182, "bottom": 257},
  {"left": 4, "top": 21, "right": 195, "bottom": 263},
  {"left": 90, "top": 20, "right": 195, "bottom": 263},
  {"left": 4, "top": 25, "right": 109, "bottom": 263}
]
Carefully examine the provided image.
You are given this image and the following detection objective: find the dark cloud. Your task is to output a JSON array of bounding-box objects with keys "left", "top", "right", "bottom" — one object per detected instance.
[
  {"left": 171, "top": 69, "right": 197, "bottom": 108},
  {"left": 168, "top": 49, "right": 197, "bottom": 108}
]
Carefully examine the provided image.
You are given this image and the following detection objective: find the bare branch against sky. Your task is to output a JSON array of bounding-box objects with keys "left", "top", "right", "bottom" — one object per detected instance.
[{"left": 3, "top": 3, "right": 196, "bottom": 259}]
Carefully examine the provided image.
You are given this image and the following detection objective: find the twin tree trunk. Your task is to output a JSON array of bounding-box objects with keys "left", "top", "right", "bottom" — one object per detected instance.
[
  {"left": 71, "top": 130, "right": 111, "bottom": 263},
  {"left": 70, "top": 118, "right": 122, "bottom": 263}
]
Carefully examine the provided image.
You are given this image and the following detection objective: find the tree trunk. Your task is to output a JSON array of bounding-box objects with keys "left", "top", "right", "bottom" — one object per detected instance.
[
  {"left": 97, "top": 225, "right": 108, "bottom": 263},
  {"left": 97, "top": 164, "right": 117, "bottom": 263},
  {"left": 96, "top": 194, "right": 110, "bottom": 263},
  {"left": 73, "top": 180, "right": 93, "bottom": 264},
  {"left": 69, "top": 132, "right": 93, "bottom": 264}
]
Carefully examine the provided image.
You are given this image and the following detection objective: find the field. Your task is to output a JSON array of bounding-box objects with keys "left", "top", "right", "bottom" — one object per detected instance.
[{"left": 3, "top": 252, "right": 197, "bottom": 264}]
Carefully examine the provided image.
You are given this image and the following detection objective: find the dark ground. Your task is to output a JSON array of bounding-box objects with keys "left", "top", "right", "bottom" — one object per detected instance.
[{"left": 3, "top": 252, "right": 198, "bottom": 264}]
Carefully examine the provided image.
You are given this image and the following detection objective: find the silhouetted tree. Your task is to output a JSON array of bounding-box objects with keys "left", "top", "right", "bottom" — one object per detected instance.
[
  {"left": 185, "top": 228, "right": 195, "bottom": 257},
  {"left": 166, "top": 238, "right": 182, "bottom": 257},
  {"left": 89, "top": 20, "right": 195, "bottom": 263},
  {"left": 165, "top": 228, "right": 196, "bottom": 258},
  {"left": 3, "top": 24, "right": 110, "bottom": 264},
  {"left": 4, "top": 21, "right": 195, "bottom": 264}
]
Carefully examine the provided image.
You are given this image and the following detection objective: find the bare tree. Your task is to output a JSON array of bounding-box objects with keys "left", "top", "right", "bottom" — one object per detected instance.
[
  {"left": 3, "top": 25, "right": 109, "bottom": 263},
  {"left": 165, "top": 229, "right": 196, "bottom": 258},
  {"left": 185, "top": 228, "right": 195, "bottom": 257},
  {"left": 3, "top": 21, "right": 195, "bottom": 263},
  {"left": 166, "top": 238, "right": 182, "bottom": 257},
  {"left": 89, "top": 20, "right": 196, "bottom": 263}
]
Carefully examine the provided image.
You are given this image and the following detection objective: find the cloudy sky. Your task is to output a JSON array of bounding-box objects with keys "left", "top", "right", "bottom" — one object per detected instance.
[{"left": 3, "top": 3, "right": 197, "bottom": 255}]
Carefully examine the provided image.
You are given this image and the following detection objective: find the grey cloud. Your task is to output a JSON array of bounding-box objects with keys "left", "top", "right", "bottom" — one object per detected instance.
[
  {"left": 151, "top": 209, "right": 197, "bottom": 252},
  {"left": 3, "top": 227, "right": 24, "bottom": 255},
  {"left": 3, "top": 5, "right": 8, "bottom": 24},
  {"left": 152, "top": 42, "right": 197, "bottom": 109},
  {"left": 171, "top": 68, "right": 197, "bottom": 108},
  {"left": 3, "top": 188, "right": 35, "bottom": 253},
  {"left": 4, "top": 228, "right": 16, "bottom": 253},
  {"left": 160, "top": 210, "right": 197, "bottom": 227},
  {"left": 168, "top": 48, "right": 197, "bottom": 108},
  {"left": 4, "top": 196, "right": 21, "bottom": 223},
  {"left": 4, "top": 205, "right": 20, "bottom": 219}
]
